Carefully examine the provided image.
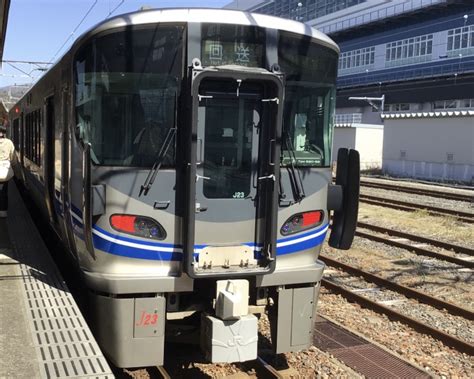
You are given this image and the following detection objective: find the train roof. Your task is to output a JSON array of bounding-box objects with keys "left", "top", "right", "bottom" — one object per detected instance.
[
  {"left": 73, "top": 7, "right": 339, "bottom": 54},
  {"left": 9, "top": 8, "right": 339, "bottom": 111}
]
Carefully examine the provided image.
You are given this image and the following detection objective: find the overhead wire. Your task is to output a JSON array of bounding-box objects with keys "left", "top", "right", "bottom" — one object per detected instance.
[
  {"left": 48, "top": 0, "right": 99, "bottom": 64},
  {"left": 2, "top": 59, "right": 53, "bottom": 65},
  {"left": 106, "top": 0, "right": 125, "bottom": 19},
  {"left": 6, "top": 62, "right": 32, "bottom": 78}
]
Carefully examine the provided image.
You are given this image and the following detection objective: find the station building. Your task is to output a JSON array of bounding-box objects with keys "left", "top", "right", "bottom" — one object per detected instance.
[{"left": 226, "top": 0, "right": 474, "bottom": 183}]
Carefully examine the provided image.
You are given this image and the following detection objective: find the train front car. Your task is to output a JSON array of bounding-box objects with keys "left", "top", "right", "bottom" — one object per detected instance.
[{"left": 69, "top": 9, "right": 359, "bottom": 367}]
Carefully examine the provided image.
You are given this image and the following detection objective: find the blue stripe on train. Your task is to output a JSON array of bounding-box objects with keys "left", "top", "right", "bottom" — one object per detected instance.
[
  {"left": 92, "top": 233, "right": 184, "bottom": 261},
  {"left": 63, "top": 203, "right": 328, "bottom": 261}
]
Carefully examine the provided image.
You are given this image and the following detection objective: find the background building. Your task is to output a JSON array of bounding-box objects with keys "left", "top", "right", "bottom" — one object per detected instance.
[{"left": 226, "top": 0, "right": 474, "bottom": 183}]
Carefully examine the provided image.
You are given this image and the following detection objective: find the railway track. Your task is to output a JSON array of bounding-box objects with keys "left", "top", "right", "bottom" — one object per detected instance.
[
  {"left": 358, "top": 221, "right": 474, "bottom": 256},
  {"left": 320, "top": 254, "right": 474, "bottom": 320},
  {"left": 152, "top": 356, "right": 291, "bottom": 378},
  {"left": 356, "top": 222, "right": 474, "bottom": 268},
  {"left": 321, "top": 277, "right": 474, "bottom": 355},
  {"left": 361, "top": 180, "right": 474, "bottom": 203},
  {"left": 359, "top": 194, "right": 474, "bottom": 224},
  {"left": 355, "top": 230, "right": 474, "bottom": 268},
  {"left": 152, "top": 366, "right": 172, "bottom": 379}
]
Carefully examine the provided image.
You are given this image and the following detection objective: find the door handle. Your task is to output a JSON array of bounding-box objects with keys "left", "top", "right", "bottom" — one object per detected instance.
[
  {"left": 197, "top": 138, "right": 203, "bottom": 164},
  {"left": 154, "top": 201, "right": 170, "bottom": 210},
  {"left": 258, "top": 174, "right": 275, "bottom": 181},
  {"left": 196, "top": 174, "right": 210, "bottom": 182},
  {"left": 195, "top": 203, "right": 208, "bottom": 213}
]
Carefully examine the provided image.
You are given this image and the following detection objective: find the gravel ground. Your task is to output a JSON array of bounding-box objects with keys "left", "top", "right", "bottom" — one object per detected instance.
[
  {"left": 361, "top": 187, "right": 474, "bottom": 216},
  {"left": 325, "top": 269, "right": 474, "bottom": 344},
  {"left": 258, "top": 313, "right": 360, "bottom": 379},
  {"left": 318, "top": 291, "right": 473, "bottom": 378},
  {"left": 324, "top": 236, "right": 474, "bottom": 310}
]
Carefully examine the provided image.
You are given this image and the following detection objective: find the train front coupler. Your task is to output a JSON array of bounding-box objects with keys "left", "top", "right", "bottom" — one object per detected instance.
[{"left": 200, "top": 279, "right": 258, "bottom": 363}]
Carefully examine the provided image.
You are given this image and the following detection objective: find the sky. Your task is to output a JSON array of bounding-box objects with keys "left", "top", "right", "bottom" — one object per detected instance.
[{"left": 1, "top": 0, "right": 231, "bottom": 88}]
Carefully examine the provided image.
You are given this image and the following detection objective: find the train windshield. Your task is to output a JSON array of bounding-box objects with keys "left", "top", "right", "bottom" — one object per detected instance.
[
  {"left": 74, "top": 25, "right": 184, "bottom": 167},
  {"left": 278, "top": 32, "right": 338, "bottom": 167}
]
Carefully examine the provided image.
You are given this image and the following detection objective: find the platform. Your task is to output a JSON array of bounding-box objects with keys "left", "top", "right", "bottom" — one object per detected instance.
[{"left": 0, "top": 182, "right": 114, "bottom": 379}]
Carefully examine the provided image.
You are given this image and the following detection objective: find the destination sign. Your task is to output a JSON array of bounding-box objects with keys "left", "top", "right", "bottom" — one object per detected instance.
[{"left": 201, "top": 40, "right": 263, "bottom": 67}]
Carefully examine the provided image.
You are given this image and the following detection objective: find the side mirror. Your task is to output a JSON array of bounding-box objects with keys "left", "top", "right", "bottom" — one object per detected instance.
[{"left": 328, "top": 148, "right": 360, "bottom": 250}]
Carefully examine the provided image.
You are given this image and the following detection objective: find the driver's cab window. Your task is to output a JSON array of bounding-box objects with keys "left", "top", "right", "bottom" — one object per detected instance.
[{"left": 74, "top": 25, "right": 184, "bottom": 167}]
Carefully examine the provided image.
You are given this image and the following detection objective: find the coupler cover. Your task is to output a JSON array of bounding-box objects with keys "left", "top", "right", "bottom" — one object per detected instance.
[{"left": 201, "top": 314, "right": 258, "bottom": 363}]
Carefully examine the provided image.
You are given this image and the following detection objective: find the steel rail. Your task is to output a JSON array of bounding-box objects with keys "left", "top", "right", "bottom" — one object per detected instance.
[
  {"left": 321, "top": 279, "right": 474, "bottom": 356},
  {"left": 361, "top": 181, "right": 474, "bottom": 202},
  {"left": 357, "top": 221, "right": 474, "bottom": 256},
  {"left": 240, "top": 356, "right": 289, "bottom": 378},
  {"left": 360, "top": 194, "right": 474, "bottom": 218},
  {"left": 355, "top": 230, "right": 474, "bottom": 268},
  {"left": 149, "top": 366, "right": 171, "bottom": 379},
  {"left": 255, "top": 356, "right": 286, "bottom": 378},
  {"left": 320, "top": 255, "right": 474, "bottom": 320},
  {"left": 359, "top": 195, "right": 474, "bottom": 224}
]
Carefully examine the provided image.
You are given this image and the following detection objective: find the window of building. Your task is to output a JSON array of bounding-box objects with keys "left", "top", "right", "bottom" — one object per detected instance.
[
  {"left": 338, "top": 46, "right": 375, "bottom": 72},
  {"left": 447, "top": 26, "right": 474, "bottom": 57},
  {"left": 432, "top": 99, "right": 474, "bottom": 110},
  {"left": 383, "top": 103, "right": 410, "bottom": 112},
  {"left": 254, "top": 0, "right": 368, "bottom": 23},
  {"left": 335, "top": 113, "right": 362, "bottom": 124},
  {"left": 385, "top": 34, "right": 433, "bottom": 67}
]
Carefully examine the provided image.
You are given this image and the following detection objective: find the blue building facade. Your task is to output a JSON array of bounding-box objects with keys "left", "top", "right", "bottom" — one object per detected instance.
[
  {"left": 226, "top": 0, "right": 474, "bottom": 182},
  {"left": 226, "top": 1, "right": 474, "bottom": 108},
  {"left": 336, "top": 4, "right": 474, "bottom": 89}
]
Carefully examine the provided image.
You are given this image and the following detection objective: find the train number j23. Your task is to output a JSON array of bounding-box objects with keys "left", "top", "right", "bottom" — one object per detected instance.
[{"left": 136, "top": 311, "right": 158, "bottom": 327}]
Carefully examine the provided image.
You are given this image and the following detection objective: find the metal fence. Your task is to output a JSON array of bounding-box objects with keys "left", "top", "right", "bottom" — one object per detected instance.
[
  {"left": 337, "top": 58, "right": 474, "bottom": 88},
  {"left": 319, "top": 0, "right": 447, "bottom": 35}
]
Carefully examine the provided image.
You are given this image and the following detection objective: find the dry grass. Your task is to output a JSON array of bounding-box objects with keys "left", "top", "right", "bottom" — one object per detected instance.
[{"left": 358, "top": 204, "right": 474, "bottom": 247}]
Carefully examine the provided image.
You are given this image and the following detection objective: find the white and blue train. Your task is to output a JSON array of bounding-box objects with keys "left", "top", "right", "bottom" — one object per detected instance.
[{"left": 9, "top": 8, "right": 359, "bottom": 368}]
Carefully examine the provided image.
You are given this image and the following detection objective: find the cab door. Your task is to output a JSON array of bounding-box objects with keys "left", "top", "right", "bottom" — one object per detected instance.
[{"left": 184, "top": 71, "right": 283, "bottom": 278}]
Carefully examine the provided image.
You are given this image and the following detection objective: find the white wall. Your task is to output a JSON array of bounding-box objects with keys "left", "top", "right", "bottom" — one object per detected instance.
[
  {"left": 333, "top": 126, "right": 383, "bottom": 170},
  {"left": 333, "top": 127, "right": 356, "bottom": 157},
  {"left": 382, "top": 116, "right": 474, "bottom": 182},
  {"left": 355, "top": 127, "right": 384, "bottom": 170}
]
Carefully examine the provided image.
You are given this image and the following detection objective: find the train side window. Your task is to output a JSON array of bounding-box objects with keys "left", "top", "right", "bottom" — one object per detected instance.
[
  {"left": 23, "top": 109, "right": 42, "bottom": 166},
  {"left": 12, "top": 118, "right": 19, "bottom": 150}
]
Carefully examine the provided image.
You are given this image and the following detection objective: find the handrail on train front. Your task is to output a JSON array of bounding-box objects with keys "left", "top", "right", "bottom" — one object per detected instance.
[{"left": 83, "top": 142, "right": 96, "bottom": 259}]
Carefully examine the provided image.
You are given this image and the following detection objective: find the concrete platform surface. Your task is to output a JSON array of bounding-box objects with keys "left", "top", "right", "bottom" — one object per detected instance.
[{"left": 0, "top": 182, "right": 114, "bottom": 379}]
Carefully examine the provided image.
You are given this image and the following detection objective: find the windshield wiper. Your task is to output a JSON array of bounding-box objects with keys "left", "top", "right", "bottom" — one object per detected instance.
[
  {"left": 284, "top": 132, "right": 305, "bottom": 203},
  {"left": 140, "top": 126, "right": 176, "bottom": 196},
  {"left": 140, "top": 95, "right": 178, "bottom": 196}
]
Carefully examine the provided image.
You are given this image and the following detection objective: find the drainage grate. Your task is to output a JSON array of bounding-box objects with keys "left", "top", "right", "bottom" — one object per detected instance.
[
  {"left": 314, "top": 316, "right": 429, "bottom": 378},
  {"left": 8, "top": 184, "right": 114, "bottom": 379},
  {"left": 314, "top": 319, "right": 367, "bottom": 350}
]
